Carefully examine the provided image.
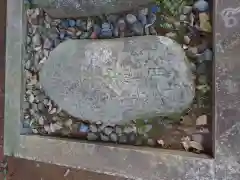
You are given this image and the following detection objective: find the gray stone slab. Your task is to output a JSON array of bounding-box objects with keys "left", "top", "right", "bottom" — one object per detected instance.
[
  {"left": 39, "top": 37, "right": 194, "bottom": 124},
  {"left": 31, "top": 0, "right": 153, "bottom": 18},
  {"left": 4, "top": 0, "right": 240, "bottom": 179}
]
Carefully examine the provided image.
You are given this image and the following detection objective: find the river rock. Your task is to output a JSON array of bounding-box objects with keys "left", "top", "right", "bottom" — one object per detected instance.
[
  {"left": 40, "top": 36, "right": 194, "bottom": 124},
  {"left": 31, "top": 0, "right": 153, "bottom": 18}
]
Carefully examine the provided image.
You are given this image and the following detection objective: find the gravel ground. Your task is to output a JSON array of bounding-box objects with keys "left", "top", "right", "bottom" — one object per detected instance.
[{"left": 23, "top": 0, "right": 213, "bottom": 155}]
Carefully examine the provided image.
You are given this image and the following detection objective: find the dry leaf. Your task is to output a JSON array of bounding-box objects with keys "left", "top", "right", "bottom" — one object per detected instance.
[
  {"left": 199, "top": 13, "right": 212, "bottom": 33},
  {"left": 189, "top": 141, "right": 204, "bottom": 152},
  {"left": 196, "top": 84, "right": 210, "bottom": 93},
  {"left": 157, "top": 139, "right": 165, "bottom": 146},
  {"left": 64, "top": 119, "right": 73, "bottom": 128},
  {"left": 181, "top": 115, "right": 194, "bottom": 126},
  {"left": 181, "top": 136, "right": 191, "bottom": 151},
  {"left": 181, "top": 141, "right": 190, "bottom": 151},
  {"left": 196, "top": 115, "right": 207, "bottom": 126}
]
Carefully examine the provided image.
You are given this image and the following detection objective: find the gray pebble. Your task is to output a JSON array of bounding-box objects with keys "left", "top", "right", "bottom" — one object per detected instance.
[
  {"left": 115, "top": 126, "right": 122, "bottom": 134},
  {"left": 190, "top": 62, "right": 197, "bottom": 72},
  {"left": 43, "top": 49, "right": 50, "bottom": 57},
  {"left": 76, "top": 19, "right": 82, "bottom": 27},
  {"left": 203, "top": 49, "right": 213, "bottom": 61},
  {"left": 31, "top": 103, "right": 39, "bottom": 112},
  {"left": 126, "top": 14, "right": 137, "bottom": 24},
  {"left": 198, "top": 75, "right": 207, "bottom": 84},
  {"left": 87, "top": 18, "right": 94, "bottom": 31},
  {"left": 96, "top": 120, "right": 102, "bottom": 125},
  {"left": 35, "top": 82, "right": 42, "bottom": 89},
  {"left": 80, "top": 32, "right": 90, "bottom": 39},
  {"left": 191, "top": 133, "right": 204, "bottom": 144},
  {"left": 32, "top": 128, "right": 39, "bottom": 134},
  {"left": 131, "top": 22, "right": 144, "bottom": 36},
  {"left": 182, "top": 6, "right": 192, "bottom": 14},
  {"left": 25, "top": 60, "right": 32, "bottom": 70},
  {"left": 186, "top": 47, "right": 198, "bottom": 58},
  {"left": 197, "top": 63, "right": 207, "bottom": 75},
  {"left": 22, "top": 101, "right": 30, "bottom": 110},
  {"left": 90, "top": 124, "right": 98, "bottom": 133},
  {"left": 43, "top": 98, "right": 49, "bottom": 105},
  {"left": 28, "top": 93, "right": 35, "bottom": 103},
  {"left": 110, "top": 133, "right": 118, "bottom": 142},
  {"left": 123, "top": 126, "right": 135, "bottom": 134},
  {"left": 43, "top": 38, "right": 52, "bottom": 49},
  {"left": 27, "top": 36, "right": 32, "bottom": 45},
  {"left": 93, "top": 24, "right": 101, "bottom": 35},
  {"left": 52, "top": 116, "right": 60, "bottom": 121},
  {"left": 38, "top": 116, "right": 45, "bottom": 125},
  {"left": 32, "top": 89, "right": 41, "bottom": 96},
  {"left": 87, "top": 132, "right": 98, "bottom": 141},
  {"left": 197, "top": 53, "right": 205, "bottom": 63},
  {"left": 138, "top": 14, "right": 147, "bottom": 26},
  {"left": 149, "top": 26, "right": 157, "bottom": 35},
  {"left": 100, "top": 133, "right": 109, "bottom": 141},
  {"left": 37, "top": 102, "right": 45, "bottom": 111},
  {"left": 81, "top": 21, "right": 87, "bottom": 30},
  {"left": 113, "top": 27, "right": 119, "bottom": 37},
  {"left": 107, "top": 14, "right": 118, "bottom": 25},
  {"left": 193, "top": 0, "right": 209, "bottom": 12},
  {"left": 53, "top": 38, "right": 60, "bottom": 47},
  {"left": 32, "top": 33, "right": 41, "bottom": 47},
  {"left": 147, "top": 13, "right": 156, "bottom": 26},
  {"left": 147, "top": 138, "right": 156, "bottom": 146},
  {"left": 22, "top": 119, "right": 31, "bottom": 128},
  {"left": 100, "top": 29, "right": 113, "bottom": 38},
  {"left": 48, "top": 27, "right": 59, "bottom": 39},
  {"left": 103, "top": 126, "right": 113, "bottom": 136},
  {"left": 135, "top": 137, "right": 143, "bottom": 146},
  {"left": 119, "top": 134, "right": 128, "bottom": 144},
  {"left": 144, "top": 124, "right": 153, "bottom": 133},
  {"left": 128, "top": 133, "right": 136, "bottom": 144},
  {"left": 117, "top": 19, "right": 126, "bottom": 31},
  {"left": 98, "top": 124, "right": 106, "bottom": 132},
  {"left": 179, "top": 14, "right": 188, "bottom": 22},
  {"left": 144, "top": 26, "right": 150, "bottom": 35}
]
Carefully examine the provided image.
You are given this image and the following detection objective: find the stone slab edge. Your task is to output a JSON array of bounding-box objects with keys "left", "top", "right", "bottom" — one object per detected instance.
[
  {"left": 4, "top": 0, "right": 240, "bottom": 179},
  {"left": 4, "top": 0, "right": 24, "bottom": 156}
]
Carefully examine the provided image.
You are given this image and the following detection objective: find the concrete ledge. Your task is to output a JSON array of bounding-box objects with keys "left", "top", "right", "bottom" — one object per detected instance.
[
  {"left": 4, "top": 0, "right": 240, "bottom": 179},
  {"left": 16, "top": 135, "right": 214, "bottom": 179}
]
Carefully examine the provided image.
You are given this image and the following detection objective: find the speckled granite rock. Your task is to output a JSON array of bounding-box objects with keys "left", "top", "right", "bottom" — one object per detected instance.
[
  {"left": 31, "top": 0, "right": 153, "bottom": 18},
  {"left": 40, "top": 36, "right": 194, "bottom": 124}
]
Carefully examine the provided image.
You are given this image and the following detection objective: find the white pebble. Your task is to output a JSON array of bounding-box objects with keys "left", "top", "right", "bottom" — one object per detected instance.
[
  {"left": 32, "top": 33, "right": 41, "bottom": 47},
  {"left": 196, "top": 115, "right": 207, "bottom": 126},
  {"left": 32, "top": 129, "right": 38, "bottom": 134},
  {"left": 28, "top": 94, "right": 35, "bottom": 103},
  {"left": 126, "top": 14, "right": 137, "bottom": 24},
  {"left": 50, "top": 122, "right": 62, "bottom": 133},
  {"left": 38, "top": 116, "right": 45, "bottom": 125}
]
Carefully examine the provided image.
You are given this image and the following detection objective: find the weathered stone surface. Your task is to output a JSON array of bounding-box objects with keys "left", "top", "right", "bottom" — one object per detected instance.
[
  {"left": 32, "top": 0, "right": 153, "bottom": 18},
  {"left": 40, "top": 36, "right": 194, "bottom": 124}
]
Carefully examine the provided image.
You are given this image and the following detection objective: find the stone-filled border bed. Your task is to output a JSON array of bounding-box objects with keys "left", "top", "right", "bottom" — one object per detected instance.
[
  {"left": 5, "top": 0, "right": 240, "bottom": 179},
  {"left": 22, "top": 0, "right": 213, "bottom": 155}
]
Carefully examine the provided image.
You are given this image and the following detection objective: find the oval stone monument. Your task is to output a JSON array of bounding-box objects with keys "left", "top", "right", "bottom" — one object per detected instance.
[
  {"left": 40, "top": 36, "right": 195, "bottom": 124},
  {"left": 31, "top": 0, "right": 154, "bottom": 18}
]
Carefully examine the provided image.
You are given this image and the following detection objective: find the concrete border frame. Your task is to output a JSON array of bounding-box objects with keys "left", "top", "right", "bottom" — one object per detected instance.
[{"left": 4, "top": 0, "right": 240, "bottom": 179}]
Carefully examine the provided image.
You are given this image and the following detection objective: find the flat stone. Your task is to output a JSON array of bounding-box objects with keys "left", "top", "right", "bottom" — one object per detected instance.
[
  {"left": 40, "top": 36, "right": 194, "bottom": 124},
  {"left": 32, "top": 0, "right": 153, "bottom": 18}
]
